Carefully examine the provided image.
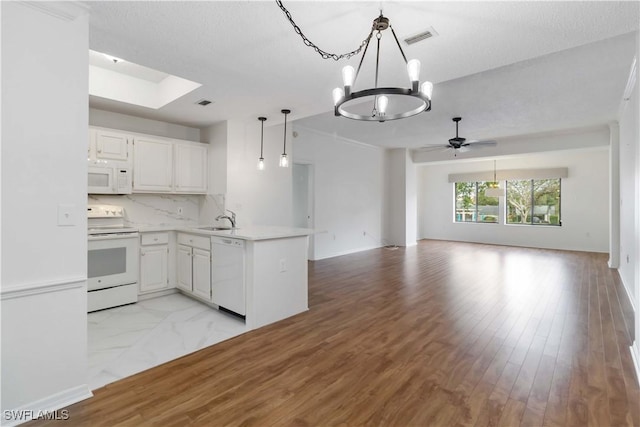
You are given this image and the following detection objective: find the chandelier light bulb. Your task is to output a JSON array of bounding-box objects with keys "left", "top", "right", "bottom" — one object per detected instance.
[
  {"left": 377, "top": 95, "right": 389, "bottom": 115},
  {"left": 332, "top": 87, "right": 344, "bottom": 106},
  {"left": 407, "top": 59, "right": 421, "bottom": 82},
  {"left": 342, "top": 65, "right": 356, "bottom": 87},
  {"left": 257, "top": 157, "right": 265, "bottom": 171},
  {"left": 421, "top": 81, "right": 433, "bottom": 100},
  {"left": 279, "top": 153, "right": 289, "bottom": 168}
]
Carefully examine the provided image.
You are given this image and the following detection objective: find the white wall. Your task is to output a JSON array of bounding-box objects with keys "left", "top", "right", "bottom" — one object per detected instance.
[
  {"left": 417, "top": 146, "right": 610, "bottom": 253},
  {"left": 201, "top": 121, "right": 228, "bottom": 195},
  {"left": 293, "top": 127, "right": 386, "bottom": 260},
  {"left": 617, "top": 32, "right": 639, "bottom": 378},
  {"left": 1, "top": 2, "right": 92, "bottom": 420},
  {"left": 387, "top": 148, "right": 418, "bottom": 247},
  {"left": 89, "top": 108, "right": 200, "bottom": 141},
  {"left": 202, "top": 119, "right": 293, "bottom": 229},
  {"left": 619, "top": 70, "right": 638, "bottom": 308}
]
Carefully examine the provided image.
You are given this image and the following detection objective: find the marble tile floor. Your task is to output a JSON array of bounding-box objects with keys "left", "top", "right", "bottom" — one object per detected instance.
[{"left": 88, "top": 293, "right": 248, "bottom": 390}]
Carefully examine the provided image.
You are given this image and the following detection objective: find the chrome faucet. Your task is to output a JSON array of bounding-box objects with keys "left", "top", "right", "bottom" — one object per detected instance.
[{"left": 215, "top": 209, "right": 236, "bottom": 228}]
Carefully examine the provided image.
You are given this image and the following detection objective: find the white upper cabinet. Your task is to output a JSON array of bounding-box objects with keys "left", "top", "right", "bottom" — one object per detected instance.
[
  {"left": 174, "top": 142, "right": 208, "bottom": 193},
  {"left": 90, "top": 126, "right": 208, "bottom": 194},
  {"left": 95, "top": 130, "right": 130, "bottom": 162},
  {"left": 133, "top": 137, "right": 173, "bottom": 192}
]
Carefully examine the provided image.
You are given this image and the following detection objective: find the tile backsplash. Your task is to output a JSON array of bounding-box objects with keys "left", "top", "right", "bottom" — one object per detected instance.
[{"left": 88, "top": 194, "right": 225, "bottom": 227}]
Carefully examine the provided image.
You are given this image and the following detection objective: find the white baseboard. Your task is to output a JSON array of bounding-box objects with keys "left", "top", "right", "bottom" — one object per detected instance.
[
  {"left": 631, "top": 342, "right": 640, "bottom": 387},
  {"left": 616, "top": 271, "right": 637, "bottom": 312},
  {"left": 2, "top": 384, "right": 92, "bottom": 426},
  {"left": 137, "top": 288, "right": 178, "bottom": 301},
  {"left": 311, "top": 244, "right": 383, "bottom": 261}
]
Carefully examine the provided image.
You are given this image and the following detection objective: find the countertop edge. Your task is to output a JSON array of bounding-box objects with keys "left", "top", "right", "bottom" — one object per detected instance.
[{"left": 133, "top": 225, "right": 315, "bottom": 241}]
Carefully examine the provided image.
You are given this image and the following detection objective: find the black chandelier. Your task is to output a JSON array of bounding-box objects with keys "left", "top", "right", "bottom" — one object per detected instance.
[
  {"left": 332, "top": 14, "right": 433, "bottom": 122},
  {"left": 276, "top": 1, "right": 433, "bottom": 123}
]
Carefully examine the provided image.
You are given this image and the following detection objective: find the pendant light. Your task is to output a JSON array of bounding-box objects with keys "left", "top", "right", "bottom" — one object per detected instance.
[
  {"left": 485, "top": 160, "right": 505, "bottom": 197},
  {"left": 257, "top": 117, "right": 267, "bottom": 171},
  {"left": 279, "top": 109, "right": 290, "bottom": 168}
]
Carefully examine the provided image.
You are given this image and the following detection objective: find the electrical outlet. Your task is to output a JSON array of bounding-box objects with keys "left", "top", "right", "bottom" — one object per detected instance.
[
  {"left": 279, "top": 258, "right": 287, "bottom": 272},
  {"left": 57, "top": 204, "right": 76, "bottom": 226}
]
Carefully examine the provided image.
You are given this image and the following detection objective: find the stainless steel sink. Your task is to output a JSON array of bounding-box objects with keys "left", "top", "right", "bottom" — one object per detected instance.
[{"left": 197, "top": 226, "right": 232, "bottom": 231}]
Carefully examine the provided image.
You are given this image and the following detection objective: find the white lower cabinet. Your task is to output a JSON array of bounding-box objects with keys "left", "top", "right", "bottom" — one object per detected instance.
[
  {"left": 177, "top": 244, "right": 193, "bottom": 292},
  {"left": 139, "top": 232, "right": 170, "bottom": 294},
  {"left": 176, "top": 233, "right": 212, "bottom": 301},
  {"left": 192, "top": 248, "right": 212, "bottom": 300}
]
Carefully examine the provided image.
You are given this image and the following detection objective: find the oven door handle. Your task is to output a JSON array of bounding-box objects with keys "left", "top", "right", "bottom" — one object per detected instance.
[{"left": 88, "top": 232, "right": 139, "bottom": 241}]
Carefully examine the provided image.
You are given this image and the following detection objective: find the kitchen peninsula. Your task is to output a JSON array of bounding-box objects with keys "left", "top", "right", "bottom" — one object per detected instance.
[{"left": 138, "top": 224, "right": 313, "bottom": 330}]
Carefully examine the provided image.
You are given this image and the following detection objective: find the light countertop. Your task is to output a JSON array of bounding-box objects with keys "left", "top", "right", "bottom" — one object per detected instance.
[{"left": 135, "top": 224, "right": 314, "bottom": 241}]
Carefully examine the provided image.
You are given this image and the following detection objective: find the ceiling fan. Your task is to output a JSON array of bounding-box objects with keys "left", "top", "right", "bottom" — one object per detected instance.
[{"left": 419, "top": 117, "right": 497, "bottom": 156}]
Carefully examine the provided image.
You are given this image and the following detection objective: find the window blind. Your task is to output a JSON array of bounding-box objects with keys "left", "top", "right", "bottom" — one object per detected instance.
[{"left": 448, "top": 167, "right": 568, "bottom": 183}]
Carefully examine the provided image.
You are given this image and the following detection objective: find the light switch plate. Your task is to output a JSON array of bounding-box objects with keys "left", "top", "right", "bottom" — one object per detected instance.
[{"left": 57, "top": 204, "right": 76, "bottom": 226}]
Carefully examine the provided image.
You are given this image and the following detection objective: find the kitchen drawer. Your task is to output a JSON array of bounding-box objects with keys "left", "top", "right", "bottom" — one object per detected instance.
[
  {"left": 141, "top": 232, "right": 169, "bottom": 246},
  {"left": 178, "top": 233, "right": 210, "bottom": 250}
]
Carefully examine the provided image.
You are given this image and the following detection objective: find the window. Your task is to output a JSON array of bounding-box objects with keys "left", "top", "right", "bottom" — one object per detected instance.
[
  {"left": 506, "top": 178, "right": 561, "bottom": 225},
  {"left": 455, "top": 182, "right": 499, "bottom": 223}
]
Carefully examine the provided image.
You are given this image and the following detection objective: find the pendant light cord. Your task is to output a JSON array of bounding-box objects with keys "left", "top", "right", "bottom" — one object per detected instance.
[
  {"left": 493, "top": 160, "right": 497, "bottom": 183},
  {"left": 276, "top": 0, "right": 375, "bottom": 61},
  {"left": 260, "top": 119, "right": 265, "bottom": 158},
  {"left": 282, "top": 111, "right": 288, "bottom": 155}
]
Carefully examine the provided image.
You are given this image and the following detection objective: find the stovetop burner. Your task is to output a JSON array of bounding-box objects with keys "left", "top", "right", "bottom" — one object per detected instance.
[{"left": 87, "top": 204, "right": 137, "bottom": 235}]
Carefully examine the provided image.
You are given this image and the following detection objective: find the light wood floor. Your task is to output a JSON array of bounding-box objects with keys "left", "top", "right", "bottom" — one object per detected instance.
[{"left": 30, "top": 240, "right": 639, "bottom": 426}]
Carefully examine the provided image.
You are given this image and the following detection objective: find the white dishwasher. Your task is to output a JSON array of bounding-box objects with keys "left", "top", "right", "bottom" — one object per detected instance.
[{"left": 211, "top": 236, "right": 246, "bottom": 317}]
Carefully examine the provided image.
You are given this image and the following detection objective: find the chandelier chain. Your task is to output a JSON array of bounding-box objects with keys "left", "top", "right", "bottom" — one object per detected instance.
[{"left": 275, "top": 0, "right": 374, "bottom": 61}]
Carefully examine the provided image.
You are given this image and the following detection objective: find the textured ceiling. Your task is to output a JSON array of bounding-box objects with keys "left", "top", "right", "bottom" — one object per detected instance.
[{"left": 88, "top": 1, "right": 640, "bottom": 148}]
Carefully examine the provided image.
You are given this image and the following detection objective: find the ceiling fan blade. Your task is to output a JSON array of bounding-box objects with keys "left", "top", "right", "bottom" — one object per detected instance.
[
  {"left": 416, "top": 145, "right": 450, "bottom": 152},
  {"left": 457, "top": 146, "right": 471, "bottom": 153},
  {"left": 467, "top": 140, "right": 497, "bottom": 147},
  {"left": 465, "top": 139, "right": 497, "bottom": 145}
]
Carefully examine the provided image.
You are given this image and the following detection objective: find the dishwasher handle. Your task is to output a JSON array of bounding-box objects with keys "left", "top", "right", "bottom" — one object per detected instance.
[{"left": 211, "top": 236, "right": 244, "bottom": 247}]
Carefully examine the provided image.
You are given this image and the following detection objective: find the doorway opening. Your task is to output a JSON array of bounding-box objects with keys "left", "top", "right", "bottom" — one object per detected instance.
[{"left": 293, "top": 162, "right": 314, "bottom": 260}]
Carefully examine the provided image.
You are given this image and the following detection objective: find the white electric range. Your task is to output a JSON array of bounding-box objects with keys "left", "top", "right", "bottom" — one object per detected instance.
[{"left": 87, "top": 204, "right": 139, "bottom": 312}]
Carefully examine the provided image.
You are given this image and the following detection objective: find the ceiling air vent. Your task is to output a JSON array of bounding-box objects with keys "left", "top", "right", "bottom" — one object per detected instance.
[
  {"left": 404, "top": 27, "right": 438, "bottom": 45},
  {"left": 196, "top": 99, "right": 212, "bottom": 106}
]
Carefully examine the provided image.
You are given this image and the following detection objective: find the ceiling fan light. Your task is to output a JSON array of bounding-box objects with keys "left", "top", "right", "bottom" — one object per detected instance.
[
  {"left": 342, "top": 65, "right": 355, "bottom": 87},
  {"left": 407, "top": 59, "right": 421, "bottom": 82},
  {"left": 332, "top": 87, "right": 344, "bottom": 105},
  {"left": 421, "top": 81, "right": 433, "bottom": 100},
  {"left": 485, "top": 187, "right": 504, "bottom": 198}
]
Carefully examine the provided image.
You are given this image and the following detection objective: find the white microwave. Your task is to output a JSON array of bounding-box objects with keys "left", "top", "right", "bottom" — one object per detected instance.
[{"left": 88, "top": 162, "right": 132, "bottom": 194}]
